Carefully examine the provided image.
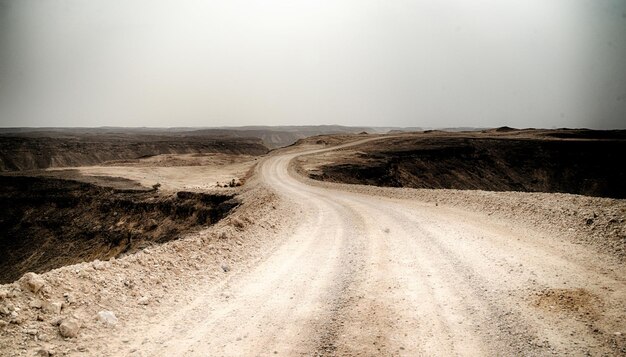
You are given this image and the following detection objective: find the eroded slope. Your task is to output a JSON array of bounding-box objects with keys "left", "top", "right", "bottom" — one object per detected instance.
[
  {"left": 0, "top": 176, "right": 238, "bottom": 283},
  {"left": 300, "top": 130, "right": 626, "bottom": 198},
  {"left": 0, "top": 134, "right": 268, "bottom": 172}
]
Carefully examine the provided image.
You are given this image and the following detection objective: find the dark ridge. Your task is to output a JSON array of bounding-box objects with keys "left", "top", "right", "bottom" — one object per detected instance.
[
  {"left": 541, "top": 129, "right": 626, "bottom": 140},
  {"left": 308, "top": 135, "right": 626, "bottom": 199}
]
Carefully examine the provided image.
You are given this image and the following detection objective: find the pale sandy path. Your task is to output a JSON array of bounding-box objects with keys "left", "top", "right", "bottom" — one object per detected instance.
[{"left": 120, "top": 141, "right": 626, "bottom": 356}]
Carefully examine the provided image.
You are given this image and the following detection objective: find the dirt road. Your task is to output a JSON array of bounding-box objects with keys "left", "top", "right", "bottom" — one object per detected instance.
[{"left": 113, "top": 142, "right": 626, "bottom": 356}]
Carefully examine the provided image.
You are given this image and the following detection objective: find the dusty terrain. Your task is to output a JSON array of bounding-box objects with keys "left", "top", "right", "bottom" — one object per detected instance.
[
  {"left": 0, "top": 132, "right": 625, "bottom": 356},
  {"left": 0, "top": 132, "right": 267, "bottom": 172},
  {"left": 0, "top": 125, "right": 377, "bottom": 171},
  {"left": 0, "top": 150, "right": 263, "bottom": 284},
  {"left": 297, "top": 128, "right": 626, "bottom": 198},
  {"left": 68, "top": 153, "right": 260, "bottom": 192}
]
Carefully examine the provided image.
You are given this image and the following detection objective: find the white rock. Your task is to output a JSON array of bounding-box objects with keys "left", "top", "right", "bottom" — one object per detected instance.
[
  {"left": 29, "top": 299, "right": 43, "bottom": 309},
  {"left": 42, "top": 301, "right": 62, "bottom": 314},
  {"left": 38, "top": 332, "right": 52, "bottom": 341},
  {"left": 59, "top": 318, "right": 80, "bottom": 338},
  {"left": 93, "top": 260, "right": 108, "bottom": 270},
  {"left": 97, "top": 311, "right": 118, "bottom": 326},
  {"left": 21, "top": 273, "right": 45, "bottom": 294}
]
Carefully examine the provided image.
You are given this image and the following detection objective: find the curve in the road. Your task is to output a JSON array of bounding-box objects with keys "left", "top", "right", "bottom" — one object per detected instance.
[{"left": 125, "top": 141, "right": 626, "bottom": 356}]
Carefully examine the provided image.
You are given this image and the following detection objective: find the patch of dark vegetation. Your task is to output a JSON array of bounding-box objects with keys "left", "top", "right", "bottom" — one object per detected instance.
[
  {"left": 0, "top": 176, "right": 239, "bottom": 283},
  {"left": 309, "top": 133, "right": 626, "bottom": 198}
]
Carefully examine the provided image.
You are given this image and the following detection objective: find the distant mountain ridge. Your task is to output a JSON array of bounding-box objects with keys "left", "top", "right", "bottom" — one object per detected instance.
[
  {"left": 0, "top": 125, "right": 383, "bottom": 171},
  {"left": 1, "top": 125, "right": 381, "bottom": 149},
  {"left": 0, "top": 125, "right": 493, "bottom": 150},
  {"left": 183, "top": 125, "right": 379, "bottom": 148}
]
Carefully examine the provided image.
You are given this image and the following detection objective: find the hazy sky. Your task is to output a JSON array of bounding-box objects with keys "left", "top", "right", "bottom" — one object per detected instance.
[{"left": 0, "top": 0, "right": 625, "bottom": 128}]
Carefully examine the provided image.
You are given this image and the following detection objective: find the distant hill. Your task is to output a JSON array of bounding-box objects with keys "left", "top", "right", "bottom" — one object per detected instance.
[
  {"left": 184, "top": 125, "right": 378, "bottom": 148},
  {"left": 0, "top": 126, "right": 382, "bottom": 149},
  {"left": 0, "top": 134, "right": 267, "bottom": 172},
  {"left": 0, "top": 125, "right": 388, "bottom": 171}
]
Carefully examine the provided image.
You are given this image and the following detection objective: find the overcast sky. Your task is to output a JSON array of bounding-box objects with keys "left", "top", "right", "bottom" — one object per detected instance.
[{"left": 0, "top": 0, "right": 625, "bottom": 129}]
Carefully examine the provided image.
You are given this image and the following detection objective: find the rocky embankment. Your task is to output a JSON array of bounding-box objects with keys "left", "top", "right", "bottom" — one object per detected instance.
[
  {"left": 303, "top": 130, "right": 626, "bottom": 198},
  {"left": 0, "top": 176, "right": 239, "bottom": 283},
  {"left": 0, "top": 171, "right": 293, "bottom": 357}
]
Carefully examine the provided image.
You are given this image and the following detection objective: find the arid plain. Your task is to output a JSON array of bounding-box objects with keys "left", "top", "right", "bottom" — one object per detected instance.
[{"left": 1, "top": 127, "right": 625, "bottom": 356}]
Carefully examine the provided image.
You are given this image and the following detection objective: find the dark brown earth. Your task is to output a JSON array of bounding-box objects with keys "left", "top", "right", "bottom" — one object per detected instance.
[
  {"left": 304, "top": 128, "right": 626, "bottom": 198},
  {"left": 0, "top": 175, "right": 239, "bottom": 284}
]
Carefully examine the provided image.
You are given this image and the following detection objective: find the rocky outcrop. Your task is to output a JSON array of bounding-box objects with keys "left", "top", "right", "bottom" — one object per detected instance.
[{"left": 0, "top": 176, "right": 240, "bottom": 283}]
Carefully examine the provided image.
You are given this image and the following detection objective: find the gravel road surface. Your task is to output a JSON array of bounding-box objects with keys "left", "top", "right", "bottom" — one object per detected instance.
[{"left": 120, "top": 141, "right": 626, "bottom": 356}]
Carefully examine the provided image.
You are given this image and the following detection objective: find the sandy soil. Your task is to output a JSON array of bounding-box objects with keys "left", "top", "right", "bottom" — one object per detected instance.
[
  {"left": 1, "top": 138, "right": 625, "bottom": 356},
  {"left": 50, "top": 153, "right": 259, "bottom": 192}
]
